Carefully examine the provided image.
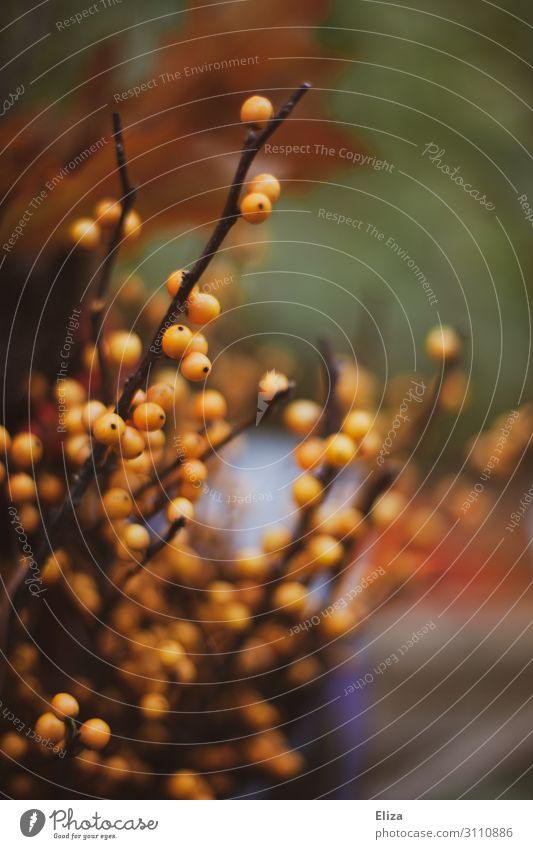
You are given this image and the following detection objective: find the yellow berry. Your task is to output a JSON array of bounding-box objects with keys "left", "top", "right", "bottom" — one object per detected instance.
[
  {"left": 166, "top": 269, "right": 187, "bottom": 297},
  {"left": 105, "top": 331, "right": 142, "bottom": 369},
  {"left": 51, "top": 692, "right": 79, "bottom": 719},
  {"left": 284, "top": 400, "right": 322, "bottom": 436},
  {"left": 10, "top": 432, "right": 43, "bottom": 468},
  {"left": 294, "top": 437, "right": 324, "bottom": 470},
  {"left": 158, "top": 639, "right": 185, "bottom": 668},
  {"left": 325, "top": 432, "right": 356, "bottom": 467},
  {"left": 180, "top": 352, "right": 212, "bottom": 382},
  {"left": 115, "top": 425, "right": 145, "bottom": 459},
  {"left": 132, "top": 402, "right": 166, "bottom": 432},
  {"left": 9, "top": 472, "right": 37, "bottom": 503},
  {"left": 426, "top": 325, "right": 462, "bottom": 363},
  {"left": 192, "top": 389, "right": 227, "bottom": 421},
  {"left": 307, "top": 534, "right": 343, "bottom": 568},
  {"left": 188, "top": 332, "right": 209, "bottom": 355},
  {"left": 248, "top": 173, "right": 281, "bottom": 202},
  {"left": 146, "top": 382, "right": 174, "bottom": 412},
  {"left": 34, "top": 712, "right": 65, "bottom": 743},
  {"left": 92, "top": 412, "right": 126, "bottom": 446},
  {"left": 236, "top": 547, "right": 269, "bottom": 580},
  {"left": 55, "top": 378, "right": 86, "bottom": 407},
  {"left": 292, "top": 474, "right": 323, "bottom": 507},
  {"left": 94, "top": 197, "right": 121, "bottom": 228},
  {"left": 182, "top": 459, "right": 207, "bottom": 484},
  {"left": 187, "top": 292, "right": 221, "bottom": 325},
  {"left": 102, "top": 487, "right": 133, "bottom": 520},
  {"left": 0, "top": 425, "right": 12, "bottom": 455},
  {"left": 80, "top": 400, "right": 107, "bottom": 431},
  {"left": 240, "top": 192, "right": 272, "bottom": 224},
  {"left": 342, "top": 410, "right": 373, "bottom": 441},
  {"left": 240, "top": 95, "right": 274, "bottom": 125},
  {"left": 166, "top": 497, "right": 194, "bottom": 523},
  {"left": 273, "top": 581, "right": 307, "bottom": 617},
  {"left": 123, "top": 209, "right": 142, "bottom": 240},
  {"left": 79, "top": 718, "right": 111, "bottom": 750},
  {"left": 162, "top": 324, "right": 193, "bottom": 359},
  {"left": 64, "top": 406, "right": 85, "bottom": 435},
  {"left": 69, "top": 217, "right": 101, "bottom": 249},
  {"left": 122, "top": 523, "right": 150, "bottom": 551},
  {"left": 262, "top": 525, "right": 292, "bottom": 555}
]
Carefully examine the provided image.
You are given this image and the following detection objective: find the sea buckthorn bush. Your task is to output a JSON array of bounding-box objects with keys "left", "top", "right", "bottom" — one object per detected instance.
[{"left": 1, "top": 85, "right": 527, "bottom": 801}]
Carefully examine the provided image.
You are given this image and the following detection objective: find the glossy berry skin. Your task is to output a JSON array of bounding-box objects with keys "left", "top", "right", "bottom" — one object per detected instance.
[
  {"left": 69, "top": 217, "right": 101, "bottom": 249},
  {"left": 102, "top": 487, "right": 133, "bottom": 520},
  {"left": 240, "top": 192, "right": 272, "bottom": 224},
  {"left": 146, "top": 383, "right": 174, "bottom": 412},
  {"left": 162, "top": 325, "right": 193, "bottom": 359},
  {"left": 11, "top": 432, "right": 43, "bottom": 468},
  {"left": 9, "top": 472, "right": 37, "bottom": 503},
  {"left": 187, "top": 293, "right": 221, "bottom": 325},
  {"left": 188, "top": 332, "right": 209, "bottom": 355},
  {"left": 81, "top": 401, "right": 107, "bottom": 431},
  {"left": 79, "top": 718, "right": 111, "bottom": 750},
  {"left": 115, "top": 425, "right": 145, "bottom": 459},
  {"left": 192, "top": 390, "right": 227, "bottom": 421},
  {"left": 166, "top": 497, "right": 194, "bottom": 523},
  {"left": 34, "top": 712, "right": 65, "bottom": 743},
  {"left": 294, "top": 437, "right": 324, "bottom": 470},
  {"left": 92, "top": 413, "right": 126, "bottom": 446},
  {"left": 240, "top": 95, "right": 274, "bottom": 125},
  {"left": 122, "top": 523, "right": 150, "bottom": 550},
  {"left": 248, "top": 173, "right": 281, "bottom": 202},
  {"left": 94, "top": 197, "right": 121, "bottom": 228},
  {"left": 180, "top": 352, "right": 212, "bottom": 382},
  {"left": 166, "top": 269, "right": 187, "bottom": 297},
  {"left": 51, "top": 692, "right": 80, "bottom": 719},
  {"left": 284, "top": 400, "right": 322, "bottom": 436},
  {"left": 123, "top": 210, "right": 142, "bottom": 239},
  {"left": 132, "top": 402, "right": 166, "bottom": 432}
]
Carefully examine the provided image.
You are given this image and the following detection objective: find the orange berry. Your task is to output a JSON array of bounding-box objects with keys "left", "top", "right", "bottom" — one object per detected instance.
[
  {"left": 94, "top": 197, "right": 121, "bottom": 228},
  {"left": 146, "top": 382, "right": 174, "bottom": 412},
  {"left": 123, "top": 209, "right": 142, "bottom": 239},
  {"left": 92, "top": 412, "right": 126, "bottom": 446},
  {"left": 79, "top": 718, "right": 111, "bottom": 750},
  {"left": 166, "top": 269, "right": 187, "bottom": 297},
  {"left": 248, "top": 173, "right": 281, "bottom": 202},
  {"left": 139, "top": 693, "right": 169, "bottom": 720},
  {"left": 64, "top": 434, "right": 91, "bottom": 466},
  {"left": 426, "top": 325, "right": 462, "bottom": 363},
  {"left": 132, "top": 402, "right": 166, "bottom": 432},
  {"left": 162, "top": 324, "right": 193, "bottom": 359},
  {"left": 177, "top": 431, "right": 206, "bottom": 459},
  {"left": 342, "top": 410, "right": 373, "bottom": 441},
  {"left": 115, "top": 425, "right": 145, "bottom": 459},
  {"left": 34, "top": 712, "right": 65, "bottom": 743},
  {"left": 372, "top": 491, "right": 408, "bottom": 529},
  {"left": 180, "top": 352, "right": 212, "bottom": 382},
  {"left": 192, "top": 389, "right": 227, "bottom": 421},
  {"left": 284, "top": 400, "right": 322, "bottom": 436},
  {"left": 182, "top": 459, "right": 207, "bottom": 484},
  {"left": 55, "top": 378, "right": 86, "bottom": 407},
  {"left": 51, "top": 692, "right": 79, "bottom": 719},
  {"left": 9, "top": 472, "right": 37, "bottom": 503},
  {"left": 122, "top": 523, "right": 150, "bottom": 550},
  {"left": 262, "top": 525, "right": 292, "bottom": 555},
  {"left": 80, "top": 400, "right": 107, "bottom": 431},
  {"left": 187, "top": 293, "right": 221, "bottom": 325},
  {"left": 294, "top": 437, "right": 324, "bottom": 470},
  {"left": 325, "top": 432, "right": 356, "bottom": 467},
  {"left": 166, "top": 497, "right": 194, "bottom": 523},
  {"left": 292, "top": 474, "right": 323, "bottom": 507},
  {"left": 105, "top": 331, "right": 142, "bottom": 369},
  {"left": 236, "top": 548, "right": 269, "bottom": 580},
  {"left": 10, "top": 432, "right": 43, "bottom": 468},
  {"left": 158, "top": 639, "right": 185, "bottom": 668},
  {"left": 102, "top": 487, "right": 133, "bottom": 520},
  {"left": 188, "top": 332, "right": 209, "bottom": 355},
  {"left": 0, "top": 425, "right": 12, "bottom": 455},
  {"left": 69, "top": 217, "right": 101, "bottom": 249},
  {"left": 37, "top": 473, "right": 64, "bottom": 505},
  {"left": 64, "top": 406, "right": 85, "bottom": 435},
  {"left": 19, "top": 504, "right": 40, "bottom": 534},
  {"left": 273, "top": 581, "right": 307, "bottom": 617},
  {"left": 0, "top": 731, "right": 28, "bottom": 759},
  {"left": 240, "top": 192, "right": 272, "bottom": 224},
  {"left": 307, "top": 534, "right": 343, "bottom": 568},
  {"left": 240, "top": 95, "right": 274, "bottom": 125}
]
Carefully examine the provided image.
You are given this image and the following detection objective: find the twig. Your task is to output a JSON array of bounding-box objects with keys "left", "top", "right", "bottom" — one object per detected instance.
[{"left": 91, "top": 113, "right": 137, "bottom": 404}]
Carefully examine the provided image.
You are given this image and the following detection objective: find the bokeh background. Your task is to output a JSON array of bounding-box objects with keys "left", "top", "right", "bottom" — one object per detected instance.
[{"left": 1, "top": 0, "right": 533, "bottom": 799}]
